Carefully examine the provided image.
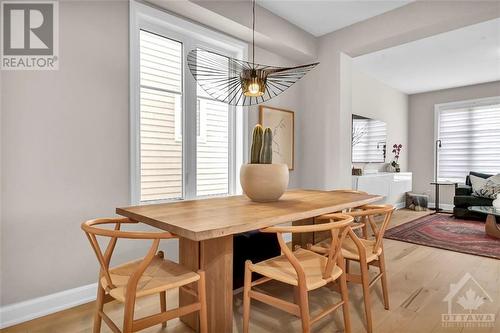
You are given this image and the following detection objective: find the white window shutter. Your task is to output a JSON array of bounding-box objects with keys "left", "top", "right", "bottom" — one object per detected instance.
[
  {"left": 437, "top": 101, "right": 500, "bottom": 183},
  {"left": 139, "top": 30, "right": 183, "bottom": 202}
]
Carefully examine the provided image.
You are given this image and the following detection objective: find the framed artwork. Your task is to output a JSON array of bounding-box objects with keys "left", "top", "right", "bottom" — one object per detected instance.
[{"left": 259, "top": 105, "right": 295, "bottom": 170}]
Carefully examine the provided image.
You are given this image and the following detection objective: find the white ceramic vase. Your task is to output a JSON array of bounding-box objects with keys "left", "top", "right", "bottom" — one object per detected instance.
[{"left": 240, "top": 164, "right": 289, "bottom": 202}]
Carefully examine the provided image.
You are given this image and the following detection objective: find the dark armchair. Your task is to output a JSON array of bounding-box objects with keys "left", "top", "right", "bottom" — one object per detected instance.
[{"left": 453, "top": 171, "right": 494, "bottom": 220}]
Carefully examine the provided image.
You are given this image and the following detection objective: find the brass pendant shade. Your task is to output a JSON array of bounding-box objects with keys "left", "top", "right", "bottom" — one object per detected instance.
[{"left": 241, "top": 69, "right": 267, "bottom": 97}]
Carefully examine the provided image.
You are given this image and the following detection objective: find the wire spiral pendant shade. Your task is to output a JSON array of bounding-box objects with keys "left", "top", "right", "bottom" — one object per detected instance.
[
  {"left": 187, "top": 50, "right": 318, "bottom": 106},
  {"left": 186, "top": 0, "right": 318, "bottom": 106}
]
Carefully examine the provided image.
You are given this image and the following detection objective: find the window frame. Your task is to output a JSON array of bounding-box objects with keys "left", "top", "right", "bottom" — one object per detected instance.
[
  {"left": 434, "top": 95, "right": 500, "bottom": 183},
  {"left": 174, "top": 96, "right": 207, "bottom": 143},
  {"left": 130, "top": 1, "right": 248, "bottom": 204}
]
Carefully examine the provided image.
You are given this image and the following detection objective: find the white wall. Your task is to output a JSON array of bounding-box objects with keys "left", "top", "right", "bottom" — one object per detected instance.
[
  {"left": 408, "top": 81, "right": 500, "bottom": 205},
  {"left": 351, "top": 69, "right": 409, "bottom": 172},
  {"left": 299, "top": 1, "right": 500, "bottom": 190}
]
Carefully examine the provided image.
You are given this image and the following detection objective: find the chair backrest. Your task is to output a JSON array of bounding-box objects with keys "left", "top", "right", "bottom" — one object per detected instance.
[
  {"left": 260, "top": 213, "right": 353, "bottom": 283},
  {"left": 81, "top": 217, "right": 176, "bottom": 290},
  {"left": 345, "top": 204, "right": 394, "bottom": 253}
]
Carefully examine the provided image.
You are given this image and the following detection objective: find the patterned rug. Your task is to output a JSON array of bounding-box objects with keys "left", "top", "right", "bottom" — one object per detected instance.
[{"left": 384, "top": 213, "right": 500, "bottom": 259}]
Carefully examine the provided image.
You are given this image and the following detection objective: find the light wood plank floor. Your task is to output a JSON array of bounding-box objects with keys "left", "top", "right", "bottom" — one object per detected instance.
[{"left": 3, "top": 210, "right": 500, "bottom": 333}]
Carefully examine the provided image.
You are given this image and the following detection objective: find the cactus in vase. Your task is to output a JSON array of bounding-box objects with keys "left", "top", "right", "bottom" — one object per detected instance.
[
  {"left": 242, "top": 125, "right": 287, "bottom": 202},
  {"left": 260, "top": 127, "right": 273, "bottom": 164},
  {"left": 250, "top": 124, "right": 263, "bottom": 163},
  {"left": 249, "top": 124, "right": 273, "bottom": 164}
]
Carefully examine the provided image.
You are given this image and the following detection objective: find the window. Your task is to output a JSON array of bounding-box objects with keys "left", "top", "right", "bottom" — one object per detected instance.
[
  {"left": 436, "top": 97, "right": 500, "bottom": 183},
  {"left": 139, "top": 31, "right": 183, "bottom": 201},
  {"left": 196, "top": 94, "right": 230, "bottom": 197},
  {"left": 131, "top": 2, "right": 246, "bottom": 203},
  {"left": 175, "top": 97, "right": 206, "bottom": 143}
]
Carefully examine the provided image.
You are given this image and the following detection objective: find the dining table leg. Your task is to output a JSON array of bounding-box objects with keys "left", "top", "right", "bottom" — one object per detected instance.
[{"left": 179, "top": 235, "right": 234, "bottom": 333}]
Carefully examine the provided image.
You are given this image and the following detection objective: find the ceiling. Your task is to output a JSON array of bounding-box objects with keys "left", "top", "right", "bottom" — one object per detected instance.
[
  {"left": 353, "top": 18, "right": 500, "bottom": 94},
  {"left": 257, "top": 0, "right": 413, "bottom": 37}
]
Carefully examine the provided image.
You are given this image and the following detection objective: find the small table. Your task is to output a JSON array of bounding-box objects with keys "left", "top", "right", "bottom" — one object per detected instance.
[
  {"left": 469, "top": 206, "right": 500, "bottom": 239},
  {"left": 430, "top": 181, "right": 457, "bottom": 213}
]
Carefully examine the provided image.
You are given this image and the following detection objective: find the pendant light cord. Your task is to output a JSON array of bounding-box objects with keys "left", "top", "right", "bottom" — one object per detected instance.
[{"left": 252, "top": 0, "right": 255, "bottom": 68}]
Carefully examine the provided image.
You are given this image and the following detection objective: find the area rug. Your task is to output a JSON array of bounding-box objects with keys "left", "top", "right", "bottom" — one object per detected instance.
[{"left": 384, "top": 214, "right": 500, "bottom": 259}]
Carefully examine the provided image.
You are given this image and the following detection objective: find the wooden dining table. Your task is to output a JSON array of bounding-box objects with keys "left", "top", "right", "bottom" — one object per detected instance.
[{"left": 116, "top": 189, "right": 382, "bottom": 333}]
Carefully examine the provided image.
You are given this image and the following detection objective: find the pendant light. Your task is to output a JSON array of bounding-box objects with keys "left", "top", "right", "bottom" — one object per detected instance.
[{"left": 187, "top": 0, "right": 319, "bottom": 106}]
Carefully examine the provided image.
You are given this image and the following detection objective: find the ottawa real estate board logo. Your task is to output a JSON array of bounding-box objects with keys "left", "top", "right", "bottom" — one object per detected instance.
[
  {"left": 442, "top": 272, "right": 495, "bottom": 328},
  {"left": 1, "top": 1, "right": 59, "bottom": 70}
]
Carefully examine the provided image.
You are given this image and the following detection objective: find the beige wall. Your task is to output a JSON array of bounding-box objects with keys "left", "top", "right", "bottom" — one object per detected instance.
[
  {"left": 1, "top": 0, "right": 133, "bottom": 305},
  {"left": 351, "top": 69, "right": 409, "bottom": 172},
  {"left": 0, "top": 1, "right": 306, "bottom": 306},
  {"left": 408, "top": 81, "right": 500, "bottom": 205}
]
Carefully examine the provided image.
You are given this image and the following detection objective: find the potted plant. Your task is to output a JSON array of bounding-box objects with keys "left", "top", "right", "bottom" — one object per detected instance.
[
  {"left": 390, "top": 144, "right": 403, "bottom": 172},
  {"left": 240, "top": 124, "right": 289, "bottom": 202}
]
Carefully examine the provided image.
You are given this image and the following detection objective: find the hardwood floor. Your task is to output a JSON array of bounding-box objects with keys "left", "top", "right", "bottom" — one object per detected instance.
[{"left": 3, "top": 209, "right": 500, "bottom": 333}]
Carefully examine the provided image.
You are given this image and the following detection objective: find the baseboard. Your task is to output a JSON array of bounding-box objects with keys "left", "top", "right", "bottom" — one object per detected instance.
[
  {"left": 428, "top": 203, "right": 455, "bottom": 212},
  {"left": 0, "top": 283, "right": 97, "bottom": 329}
]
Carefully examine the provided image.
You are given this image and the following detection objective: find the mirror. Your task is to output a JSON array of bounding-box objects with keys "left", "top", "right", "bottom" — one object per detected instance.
[{"left": 352, "top": 114, "right": 387, "bottom": 163}]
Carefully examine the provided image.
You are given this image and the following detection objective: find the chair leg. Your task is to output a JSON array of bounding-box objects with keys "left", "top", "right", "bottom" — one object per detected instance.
[
  {"left": 345, "top": 259, "right": 350, "bottom": 275},
  {"left": 360, "top": 216, "right": 369, "bottom": 239},
  {"left": 93, "top": 282, "right": 105, "bottom": 333},
  {"left": 198, "top": 271, "right": 208, "bottom": 333},
  {"left": 362, "top": 224, "right": 368, "bottom": 239},
  {"left": 243, "top": 261, "right": 252, "bottom": 333},
  {"left": 160, "top": 291, "right": 167, "bottom": 328},
  {"left": 122, "top": 295, "right": 136, "bottom": 333},
  {"left": 298, "top": 286, "right": 311, "bottom": 333},
  {"left": 360, "top": 260, "right": 373, "bottom": 333},
  {"left": 339, "top": 272, "right": 352, "bottom": 333},
  {"left": 378, "top": 253, "right": 390, "bottom": 310}
]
